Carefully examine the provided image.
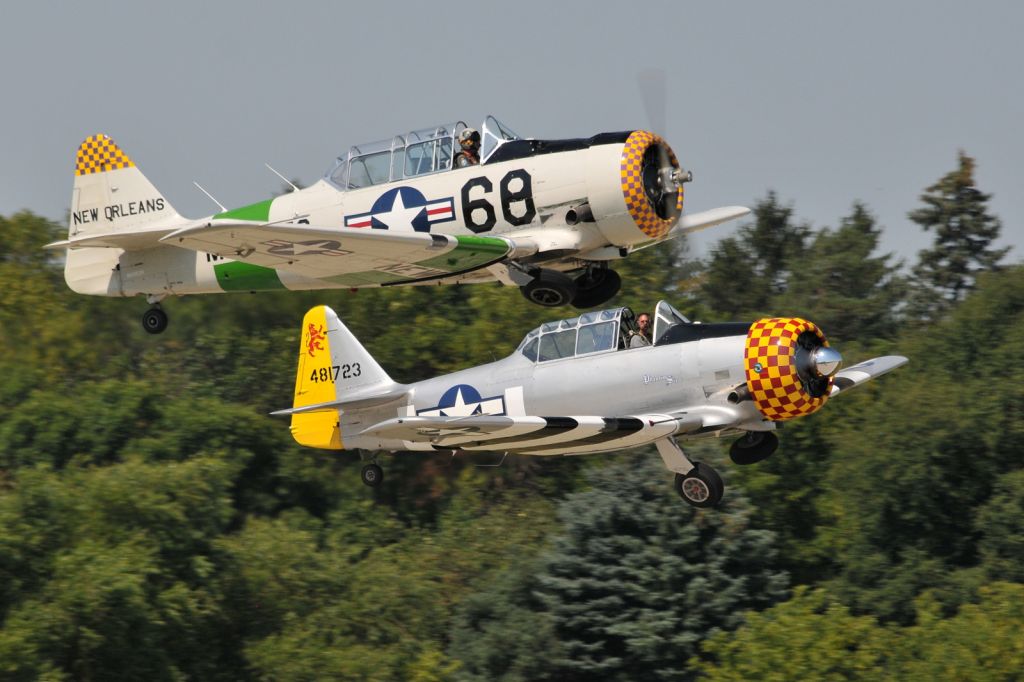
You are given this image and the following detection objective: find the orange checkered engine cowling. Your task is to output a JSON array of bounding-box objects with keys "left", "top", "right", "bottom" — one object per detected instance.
[
  {"left": 619, "top": 130, "right": 684, "bottom": 240},
  {"left": 743, "top": 317, "right": 832, "bottom": 421}
]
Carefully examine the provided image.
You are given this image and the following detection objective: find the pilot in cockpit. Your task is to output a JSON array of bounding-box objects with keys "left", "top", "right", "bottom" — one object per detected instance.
[{"left": 455, "top": 128, "right": 481, "bottom": 167}]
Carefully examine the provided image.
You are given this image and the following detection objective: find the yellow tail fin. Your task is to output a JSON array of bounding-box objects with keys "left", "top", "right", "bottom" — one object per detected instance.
[{"left": 291, "top": 306, "right": 344, "bottom": 449}]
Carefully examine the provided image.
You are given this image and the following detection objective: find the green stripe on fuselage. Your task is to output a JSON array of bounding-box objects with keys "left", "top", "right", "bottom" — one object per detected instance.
[
  {"left": 416, "top": 234, "right": 509, "bottom": 270},
  {"left": 324, "top": 234, "right": 510, "bottom": 286},
  {"left": 214, "top": 199, "right": 274, "bottom": 222},
  {"left": 214, "top": 261, "right": 285, "bottom": 291}
]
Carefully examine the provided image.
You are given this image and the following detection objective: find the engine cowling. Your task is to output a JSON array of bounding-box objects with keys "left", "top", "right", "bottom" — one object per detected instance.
[
  {"left": 618, "top": 130, "right": 683, "bottom": 239},
  {"left": 743, "top": 317, "right": 838, "bottom": 421}
]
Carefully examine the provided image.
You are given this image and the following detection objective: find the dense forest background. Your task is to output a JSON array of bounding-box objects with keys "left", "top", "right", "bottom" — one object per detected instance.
[{"left": 1, "top": 152, "right": 1022, "bottom": 680}]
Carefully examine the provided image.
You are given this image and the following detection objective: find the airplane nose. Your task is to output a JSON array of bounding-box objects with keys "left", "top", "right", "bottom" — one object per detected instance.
[{"left": 812, "top": 347, "right": 843, "bottom": 377}]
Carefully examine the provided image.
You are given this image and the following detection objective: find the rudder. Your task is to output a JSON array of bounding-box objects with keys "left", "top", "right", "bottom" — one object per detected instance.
[
  {"left": 69, "top": 134, "right": 181, "bottom": 238},
  {"left": 291, "top": 305, "right": 393, "bottom": 449}
]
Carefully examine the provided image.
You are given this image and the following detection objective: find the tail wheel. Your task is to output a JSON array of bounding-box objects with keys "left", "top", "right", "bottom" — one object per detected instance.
[
  {"left": 572, "top": 268, "right": 622, "bottom": 309},
  {"left": 142, "top": 306, "right": 168, "bottom": 335},
  {"left": 729, "top": 431, "right": 780, "bottom": 465},
  {"left": 521, "top": 270, "right": 577, "bottom": 307},
  {"left": 360, "top": 463, "right": 384, "bottom": 488},
  {"left": 674, "top": 462, "right": 724, "bottom": 508}
]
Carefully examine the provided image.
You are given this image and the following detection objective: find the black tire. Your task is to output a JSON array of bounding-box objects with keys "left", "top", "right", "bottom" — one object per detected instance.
[
  {"left": 572, "top": 268, "right": 622, "bottom": 309},
  {"left": 520, "top": 270, "right": 577, "bottom": 307},
  {"left": 674, "top": 462, "right": 724, "bottom": 508},
  {"left": 141, "top": 307, "right": 168, "bottom": 335},
  {"left": 360, "top": 463, "right": 384, "bottom": 488},
  {"left": 729, "top": 431, "right": 779, "bottom": 466}
]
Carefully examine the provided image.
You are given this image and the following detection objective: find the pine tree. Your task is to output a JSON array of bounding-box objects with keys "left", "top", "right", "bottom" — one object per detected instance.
[
  {"left": 449, "top": 456, "right": 789, "bottom": 681},
  {"left": 700, "top": 192, "right": 810, "bottom": 319},
  {"left": 774, "top": 202, "right": 905, "bottom": 342},
  {"left": 908, "top": 151, "right": 1008, "bottom": 318}
]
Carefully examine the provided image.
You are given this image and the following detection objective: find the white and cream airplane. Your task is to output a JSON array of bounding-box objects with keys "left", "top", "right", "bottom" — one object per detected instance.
[
  {"left": 47, "top": 117, "right": 749, "bottom": 333},
  {"left": 274, "top": 302, "right": 907, "bottom": 507}
]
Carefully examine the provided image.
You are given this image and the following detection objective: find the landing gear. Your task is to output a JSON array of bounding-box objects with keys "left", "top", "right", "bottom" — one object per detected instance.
[
  {"left": 674, "top": 462, "right": 724, "bottom": 508},
  {"left": 572, "top": 267, "right": 621, "bottom": 309},
  {"left": 141, "top": 306, "right": 168, "bottom": 335},
  {"left": 360, "top": 463, "right": 384, "bottom": 488},
  {"left": 520, "top": 269, "right": 577, "bottom": 307},
  {"left": 729, "top": 431, "right": 779, "bottom": 466},
  {"left": 655, "top": 437, "right": 725, "bottom": 508}
]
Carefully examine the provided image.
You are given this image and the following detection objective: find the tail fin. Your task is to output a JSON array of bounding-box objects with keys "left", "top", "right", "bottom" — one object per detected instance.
[
  {"left": 59, "top": 134, "right": 185, "bottom": 296},
  {"left": 69, "top": 134, "right": 181, "bottom": 237},
  {"left": 290, "top": 305, "right": 394, "bottom": 449}
]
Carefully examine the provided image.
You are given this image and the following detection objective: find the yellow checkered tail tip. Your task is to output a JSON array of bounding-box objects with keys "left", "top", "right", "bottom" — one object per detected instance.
[
  {"left": 743, "top": 317, "right": 832, "bottom": 421},
  {"left": 75, "top": 134, "right": 135, "bottom": 176}
]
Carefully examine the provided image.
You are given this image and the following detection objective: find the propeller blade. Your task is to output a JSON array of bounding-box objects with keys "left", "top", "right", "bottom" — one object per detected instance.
[{"left": 637, "top": 68, "right": 667, "bottom": 137}]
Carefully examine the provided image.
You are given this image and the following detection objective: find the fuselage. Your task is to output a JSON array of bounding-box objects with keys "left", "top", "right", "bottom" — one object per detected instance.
[
  {"left": 342, "top": 321, "right": 763, "bottom": 455},
  {"left": 64, "top": 123, "right": 684, "bottom": 299}
]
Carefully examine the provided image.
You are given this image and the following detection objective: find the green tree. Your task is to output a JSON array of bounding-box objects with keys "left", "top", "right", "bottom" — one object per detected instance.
[
  {"left": 819, "top": 265, "right": 1024, "bottom": 622},
  {"left": 700, "top": 192, "right": 810, "bottom": 319},
  {"left": 693, "top": 587, "right": 890, "bottom": 680},
  {"left": 908, "top": 151, "right": 1009, "bottom": 318},
  {"left": 695, "top": 583, "right": 1024, "bottom": 681},
  {"left": 775, "top": 202, "right": 904, "bottom": 343},
  {"left": 450, "top": 456, "right": 789, "bottom": 681}
]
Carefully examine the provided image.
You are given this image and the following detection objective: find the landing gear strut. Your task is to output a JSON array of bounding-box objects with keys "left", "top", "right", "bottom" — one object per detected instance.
[
  {"left": 141, "top": 305, "right": 168, "bottom": 334},
  {"left": 655, "top": 437, "right": 725, "bottom": 508}
]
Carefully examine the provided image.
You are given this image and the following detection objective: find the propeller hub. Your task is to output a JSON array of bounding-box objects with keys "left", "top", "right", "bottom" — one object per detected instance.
[{"left": 812, "top": 347, "right": 843, "bottom": 377}]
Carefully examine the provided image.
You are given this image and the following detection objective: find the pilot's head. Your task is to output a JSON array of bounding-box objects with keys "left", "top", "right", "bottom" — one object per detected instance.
[
  {"left": 459, "top": 128, "right": 481, "bottom": 152},
  {"left": 637, "top": 313, "right": 651, "bottom": 334}
]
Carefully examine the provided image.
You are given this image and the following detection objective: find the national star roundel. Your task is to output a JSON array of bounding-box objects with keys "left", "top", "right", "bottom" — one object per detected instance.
[
  {"left": 344, "top": 186, "right": 456, "bottom": 232},
  {"left": 417, "top": 384, "right": 506, "bottom": 417}
]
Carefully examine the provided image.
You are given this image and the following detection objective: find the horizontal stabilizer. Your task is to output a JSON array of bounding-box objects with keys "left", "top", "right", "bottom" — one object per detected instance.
[
  {"left": 830, "top": 355, "right": 908, "bottom": 396},
  {"left": 271, "top": 383, "right": 410, "bottom": 416},
  {"left": 45, "top": 225, "right": 189, "bottom": 251}
]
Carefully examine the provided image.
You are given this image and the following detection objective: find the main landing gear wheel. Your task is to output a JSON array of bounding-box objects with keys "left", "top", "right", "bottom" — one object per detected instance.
[
  {"left": 360, "top": 463, "right": 384, "bottom": 488},
  {"left": 729, "top": 431, "right": 779, "bottom": 466},
  {"left": 141, "top": 306, "right": 168, "bottom": 335},
  {"left": 520, "top": 269, "right": 577, "bottom": 307},
  {"left": 572, "top": 268, "right": 622, "bottom": 309},
  {"left": 674, "top": 462, "right": 724, "bottom": 508}
]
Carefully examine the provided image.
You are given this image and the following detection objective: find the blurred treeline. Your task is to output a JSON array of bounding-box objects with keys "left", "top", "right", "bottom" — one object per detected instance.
[{"left": 1, "top": 152, "right": 1022, "bottom": 680}]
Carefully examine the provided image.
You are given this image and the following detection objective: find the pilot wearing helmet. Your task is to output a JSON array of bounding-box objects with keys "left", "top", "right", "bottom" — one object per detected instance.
[{"left": 455, "top": 128, "right": 481, "bottom": 168}]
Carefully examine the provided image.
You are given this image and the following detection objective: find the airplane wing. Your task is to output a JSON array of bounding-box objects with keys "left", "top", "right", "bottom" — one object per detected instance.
[
  {"left": 830, "top": 355, "right": 908, "bottom": 396},
  {"left": 360, "top": 413, "right": 702, "bottom": 455},
  {"left": 161, "top": 220, "right": 529, "bottom": 285}
]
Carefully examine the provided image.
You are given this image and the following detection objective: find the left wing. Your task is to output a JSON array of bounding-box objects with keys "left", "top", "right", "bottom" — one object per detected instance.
[
  {"left": 360, "top": 413, "right": 702, "bottom": 455},
  {"left": 162, "top": 220, "right": 529, "bottom": 285}
]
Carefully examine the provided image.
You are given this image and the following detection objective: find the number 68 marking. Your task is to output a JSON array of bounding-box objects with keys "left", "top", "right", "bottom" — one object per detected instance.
[{"left": 461, "top": 169, "right": 536, "bottom": 233}]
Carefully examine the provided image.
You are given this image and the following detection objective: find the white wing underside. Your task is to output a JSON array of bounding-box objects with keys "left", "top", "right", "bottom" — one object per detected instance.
[
  {"left": 830, "top": 355, "right": 908, "bottom": 396},
  {"left": 159, "top": 221, "right": 512, "bottom": 279},
  {"left": 360, "top": 413, "right": 704, "bottom": 455}
]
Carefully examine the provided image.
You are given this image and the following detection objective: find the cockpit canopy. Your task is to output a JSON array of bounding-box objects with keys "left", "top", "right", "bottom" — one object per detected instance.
[
  {"left": 515, "top": 301, "right": 693, "bottom": 363},
  {"left": 324, "top": 115, "right": 521, "bottom": 191}
]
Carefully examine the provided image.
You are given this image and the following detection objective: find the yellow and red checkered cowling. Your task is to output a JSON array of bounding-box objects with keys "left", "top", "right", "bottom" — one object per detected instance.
[
  {"left": 619, "top": 130, "right": 683, "bottom": 240},
  {"left": 744, "top": 317, "right": 831, "bottom": 421}
]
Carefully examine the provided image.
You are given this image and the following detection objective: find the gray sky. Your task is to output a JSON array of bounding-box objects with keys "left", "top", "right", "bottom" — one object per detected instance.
[{"left": 3, "top": 1, "right": 1021, "bottom": 265}]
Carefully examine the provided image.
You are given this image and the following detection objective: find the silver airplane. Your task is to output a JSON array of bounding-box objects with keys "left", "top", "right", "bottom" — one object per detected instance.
[{"left": 274, "top": 302, "right": 907, "bottom": 507}]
